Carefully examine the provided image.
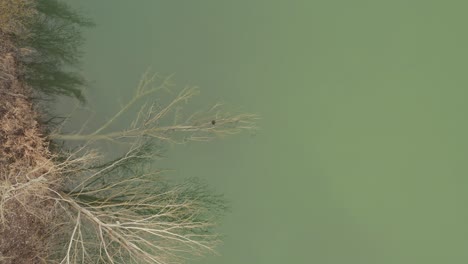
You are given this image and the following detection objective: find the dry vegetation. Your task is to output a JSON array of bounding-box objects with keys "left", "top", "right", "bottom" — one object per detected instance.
[
  {"left": 0, "top": 53, "right": 58, "bottom": 264},
  {"left": 45, "top": 70, "right": 257, "bottom": 263},
  {"left": 0, "top": 2, "right": 58, "bottom": 262},
  {"left": 0, "top": 0, "right": 35, "bottom": 36},
  {"left": 1, "top": 1, "right": 257, "bottom": 263}
]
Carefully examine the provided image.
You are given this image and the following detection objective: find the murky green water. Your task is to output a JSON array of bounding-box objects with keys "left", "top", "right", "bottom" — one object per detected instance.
[{"left": 58, "top": 1, "right": 468, "bottom": 263}]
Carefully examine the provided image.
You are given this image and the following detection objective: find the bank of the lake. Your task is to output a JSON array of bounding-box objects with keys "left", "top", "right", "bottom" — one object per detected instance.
[
  {"left": 1, "top": 1, "right": 256, "bottom": 263},
  {"left": 0, "top": 2, "right": 56, "bottom": 262}
]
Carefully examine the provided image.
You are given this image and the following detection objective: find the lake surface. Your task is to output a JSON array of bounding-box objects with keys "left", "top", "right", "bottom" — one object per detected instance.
[{"left": 59, "top": 1, "right": 468, "bottom": 263}]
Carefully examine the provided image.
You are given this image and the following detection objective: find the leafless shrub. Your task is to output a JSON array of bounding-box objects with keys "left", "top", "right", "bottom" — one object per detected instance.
[{"left": 45, "top": 73, "right": 258, "bottom": 263}]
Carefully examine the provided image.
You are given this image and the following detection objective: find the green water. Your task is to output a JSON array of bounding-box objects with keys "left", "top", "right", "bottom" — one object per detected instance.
[{"left": 58, "top": 1, "right": 468, "bottom": 263}]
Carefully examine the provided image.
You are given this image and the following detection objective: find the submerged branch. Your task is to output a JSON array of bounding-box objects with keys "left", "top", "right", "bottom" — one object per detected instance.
[
  {"left": 50, "top": 73, "right": 259, "bottom": 144},
  {"left": 43, "top": 71, "right": 256, "bottom": 263}
]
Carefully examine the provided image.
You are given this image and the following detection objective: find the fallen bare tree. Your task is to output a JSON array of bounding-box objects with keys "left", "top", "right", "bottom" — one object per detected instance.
[
  {"left": 45, "top": 72, "right": 258, "bottom": 263},
  {"left": 50, "top": 71, "right": 257, "bottom": 144}
]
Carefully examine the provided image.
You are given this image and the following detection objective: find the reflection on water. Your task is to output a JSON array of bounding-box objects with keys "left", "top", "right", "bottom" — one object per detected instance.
[
  {"left": 19, "top": 0, "right": 93, "bottom": 101},
  {"left": 57, "top": 0, "right": 468, "bottom": 263}
]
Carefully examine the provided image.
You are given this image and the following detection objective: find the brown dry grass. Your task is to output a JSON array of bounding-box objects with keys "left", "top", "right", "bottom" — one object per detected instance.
[
  {"left": 0, "top": 0, "right": 35, "bottom": 36},
  {"left": 0, "top": 5, "right": 59, "bottom": 261}
]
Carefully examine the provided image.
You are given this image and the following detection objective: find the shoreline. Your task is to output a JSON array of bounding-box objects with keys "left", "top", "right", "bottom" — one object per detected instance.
[
  {"left": 0, "top": 27, "right": 57, "bottom": 263},
  {"left": 0, "top": 1, "right": 256, "bottom": 263}
]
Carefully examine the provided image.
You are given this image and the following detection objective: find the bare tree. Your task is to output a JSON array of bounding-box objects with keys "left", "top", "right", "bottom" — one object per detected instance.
[
  {"left": 51, "top": 71, "right": 258, "bottom": 144},
  {"left": 45, "top": 72, "right": 258, "bottom": 263}
]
